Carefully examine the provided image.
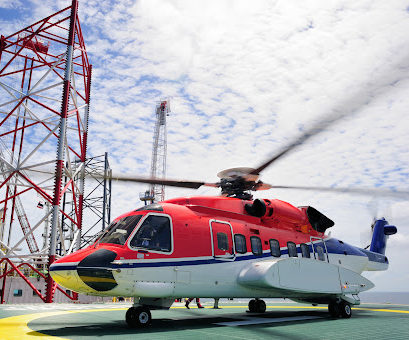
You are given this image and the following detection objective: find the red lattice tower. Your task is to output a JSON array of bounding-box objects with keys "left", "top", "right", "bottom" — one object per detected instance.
[{"left": 0, "top": 0, "right": 91, "bottom": 303}]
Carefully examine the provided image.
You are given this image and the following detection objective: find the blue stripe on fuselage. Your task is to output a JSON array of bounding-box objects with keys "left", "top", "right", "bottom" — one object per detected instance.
[
  {"left": 49, "top": 264, "right": 78, "bottom": 271},
  {"left": 51, "top": 237, "right": 385, "bottom": 272}
]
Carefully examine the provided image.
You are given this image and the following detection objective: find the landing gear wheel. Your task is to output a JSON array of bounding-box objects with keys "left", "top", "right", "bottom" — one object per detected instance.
[
  {"left": 248, "top": 299, "right": 266, "bottom": 313},
  {"left": 126, "top": 306, "right": 152, "bottom": 328},
  {"left": 248, "top": 299, "right": 257, "bottom": 312},
  {"left": 328, "top": 301, "right": 340, "bottom": 318},
  {"left": 339, "top": 301, "right": 352, "bottom": 318},
  {"left": 255, "top": 299, "right": 266, "bottom": 313}
]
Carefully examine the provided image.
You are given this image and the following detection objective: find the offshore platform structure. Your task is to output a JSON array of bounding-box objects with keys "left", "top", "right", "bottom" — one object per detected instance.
[
  {"left": 0, "top": 0, "right": 93, "bottom": 303},
  {"left": 140, "top": 100, "right": 170, "bottom": 204},
  {"left": 78, "top": 152, "right": 112, "bottom": 247},
  {"left": 56, "top": 152, "right": 112, "bottom": 252}
]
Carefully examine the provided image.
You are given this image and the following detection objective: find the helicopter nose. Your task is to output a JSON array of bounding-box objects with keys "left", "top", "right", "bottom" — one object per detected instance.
[
  {"left": 76, "top": 248, "right": 118, "bottom": 291},
  {"left": 49, "top": 263, "right": 86, "bottom": 292},
  {"left": 50, "top": 248, "right": 118, "bottom": 293}
]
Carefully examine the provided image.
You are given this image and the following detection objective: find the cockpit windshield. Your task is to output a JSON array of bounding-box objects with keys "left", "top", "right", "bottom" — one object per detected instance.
[
  {"left": 129, "top": 215, "right": 171, "bottom": 252},
  {"left": 98, "top": 215, "right": 142, "bottom": 245}
]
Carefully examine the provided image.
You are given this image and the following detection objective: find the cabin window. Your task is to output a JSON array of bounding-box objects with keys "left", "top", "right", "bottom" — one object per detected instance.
[
  {"left": 130, "top": 215, "right": 172, "bottom": 252},
  {"left": 269, "top": 239, "right": 281, "bottom": 257},
  {"left": 317, "top": 245, "right": 325, "bottom": 261},
  {"left": 217, "top": 232, "right": 229, "bottom": 251},
  {"left": 99, "top": 215, "right": 142, "bottom": 245},
  {"left": 287, "top": 241, "right": 298, "bottom": 257},
  {"left": 13, "top": 289, "right": 23, "bottom": 297},
  {"left": 300, "top": 243, "right": 310, "bottom": 258},
  {"left": 234, "top": 234, "right": 247, "bottom": 254},
  {"left": 250, "top": 236, "right": 263, "bottom": 256}
]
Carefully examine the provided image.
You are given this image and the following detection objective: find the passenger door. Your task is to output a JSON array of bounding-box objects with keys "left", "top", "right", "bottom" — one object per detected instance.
[{"left": 210, "top": 220, "right": 235, "bottom": 260}]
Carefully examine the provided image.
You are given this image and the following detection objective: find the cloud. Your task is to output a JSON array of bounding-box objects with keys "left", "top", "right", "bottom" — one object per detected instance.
[{"left": 1, "top": 0, "right": 409, "bottom": 291}]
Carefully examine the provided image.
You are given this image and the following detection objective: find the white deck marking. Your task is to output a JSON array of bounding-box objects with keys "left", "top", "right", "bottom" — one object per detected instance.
[
  {"left": 215, "top": 315, "right": 322, "bottom": 326},
  {"left": 2, "top": 303, "right": 131, "bottom": 311}
]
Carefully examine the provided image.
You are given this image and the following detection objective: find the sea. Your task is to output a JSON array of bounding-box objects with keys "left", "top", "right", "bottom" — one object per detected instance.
[{"left": 359, "top": 291, "right": 409, "bottom": 305}]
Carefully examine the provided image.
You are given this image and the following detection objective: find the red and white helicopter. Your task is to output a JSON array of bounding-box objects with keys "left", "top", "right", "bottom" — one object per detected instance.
[{"left": 50, "top": 114, "right": 402, "bottom": 328}]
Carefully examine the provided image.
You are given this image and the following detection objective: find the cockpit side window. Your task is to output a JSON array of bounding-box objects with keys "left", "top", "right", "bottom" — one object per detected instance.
[
  {"left": 129, "top": 215, "right": 172, "bottom": 252},
  {"left": 99, "top": 215, "right": 142, "bottom": 245}
]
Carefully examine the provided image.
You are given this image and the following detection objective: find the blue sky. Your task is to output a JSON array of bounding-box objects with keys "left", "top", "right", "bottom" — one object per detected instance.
[{"left": 1, "top": 0, "right": 409, "bottom": 291}]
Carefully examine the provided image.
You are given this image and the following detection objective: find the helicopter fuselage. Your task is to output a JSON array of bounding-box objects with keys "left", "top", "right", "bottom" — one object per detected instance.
[{"left": 50, "top": 196, "right": 389, "bottom": 308}]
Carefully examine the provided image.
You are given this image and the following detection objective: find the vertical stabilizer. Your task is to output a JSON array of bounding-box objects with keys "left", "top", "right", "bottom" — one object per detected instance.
[{"left": 369, "top": 218, "right": 397, "bottom": 255}]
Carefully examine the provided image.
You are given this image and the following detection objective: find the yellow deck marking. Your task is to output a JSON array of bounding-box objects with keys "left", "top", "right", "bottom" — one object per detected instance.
[
  {"left": 0, "top": 311, "right": 68, "bottom": 340},
  {"left": 354, "top": 307, "right": 409, "bottom": 314},
  {"left": 0, "top": 308, "right": 126, "bottom": 340},
  {"left": 0, "top": 305, "right": 408, "bottom": 339}
]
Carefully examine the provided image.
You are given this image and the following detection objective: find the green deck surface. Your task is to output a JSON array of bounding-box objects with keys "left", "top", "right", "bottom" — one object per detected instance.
[{"left": 1, "top": 301, "right": 408, "bottom": 339}]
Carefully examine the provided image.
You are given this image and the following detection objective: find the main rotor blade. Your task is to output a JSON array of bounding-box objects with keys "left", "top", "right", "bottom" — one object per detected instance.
[
  {"left": 250, "top": 58, "right": 408, "bottom": 175},
  {"left": 269, "top": 185, "right": 409, "bottom": 199},
  {"left": 106, "top": 174, "right": 219, "bottom": 190},
  {"left": 250, "top": 113, "right": 355, "bottom": 175},
  {"left": 14, "top": 168, "right": 220, "bottom": 190}
]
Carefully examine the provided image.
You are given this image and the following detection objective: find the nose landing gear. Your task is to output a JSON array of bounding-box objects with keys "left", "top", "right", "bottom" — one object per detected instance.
[{"left": 126, "top": 306, "right": 152, "bottom": 328}]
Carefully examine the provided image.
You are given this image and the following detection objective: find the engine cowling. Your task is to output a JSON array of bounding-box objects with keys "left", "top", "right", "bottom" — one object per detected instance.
[
  {"left": 245, "top": 199, "right": 334, "bottom": 233},
  {"left": 245, "top": 198, "right": 307, "bottom": 223}
]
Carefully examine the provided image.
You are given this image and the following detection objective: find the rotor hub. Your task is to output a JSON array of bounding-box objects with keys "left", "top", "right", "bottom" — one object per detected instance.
[
  {"left": 219, "top": 177, "right": 254, "bottom": 200},
  {"left": 217, "top": 167, "right": 259, "bottom": 182}
]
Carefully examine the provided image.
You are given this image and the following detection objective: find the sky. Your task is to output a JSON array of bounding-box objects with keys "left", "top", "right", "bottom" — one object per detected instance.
[{"left": 0, "top": 0, "right": 409, "bottom": 292}]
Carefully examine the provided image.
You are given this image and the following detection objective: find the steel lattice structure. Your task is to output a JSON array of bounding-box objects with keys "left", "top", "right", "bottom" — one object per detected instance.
[
  {"left": 0, "top": 0, "right": 91, "bottom": 303},
  {"left": 141, "top": 100, "right": 170, "bottom": 204},
  {"left": 73, "top": 153, "right": 112, "bottom": 249}
]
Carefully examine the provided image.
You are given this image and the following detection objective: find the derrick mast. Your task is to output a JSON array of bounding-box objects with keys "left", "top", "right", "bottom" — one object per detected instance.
[
  {"left": 150, "top": 100, "right": 170, "bottom": 202},
  {"left": 140, "top": 100, "right": 170, "bottom": 204}
]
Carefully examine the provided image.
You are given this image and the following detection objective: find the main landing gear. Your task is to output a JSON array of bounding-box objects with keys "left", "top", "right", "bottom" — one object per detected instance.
[
  {"left": 248, "top": 299, "right": 267, "bottom": 313},
  {"left": 328, "top": 300, "right": 352, "bottom": 318},
  {"left": 126, "top": 306, "right": 152, "bottom": 328}
]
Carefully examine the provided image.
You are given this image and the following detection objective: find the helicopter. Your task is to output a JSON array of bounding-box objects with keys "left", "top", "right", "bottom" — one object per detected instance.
[{"left": 49, "top": 109, "right": 405, "bottom": 328}]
